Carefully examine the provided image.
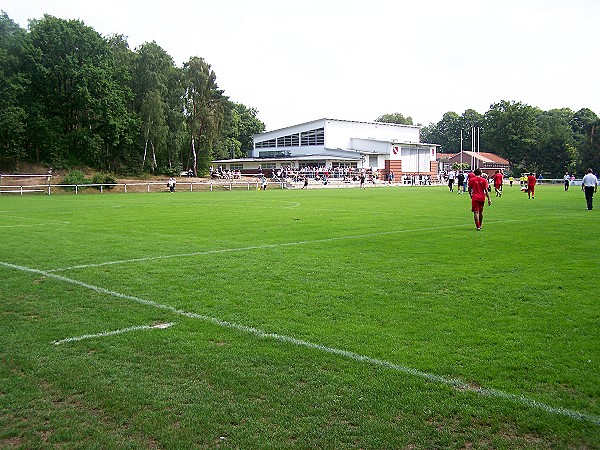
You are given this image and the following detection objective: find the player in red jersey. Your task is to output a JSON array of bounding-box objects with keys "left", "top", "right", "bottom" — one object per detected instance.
[
  {"left": 468, "top": 169, "right": 492, "bottom": 230},
  {"left": 527, "top": 173, "right": 537, "bottom": 199},
  {"left": 493, "top": 170, "right": 504, "bottom": 197}
]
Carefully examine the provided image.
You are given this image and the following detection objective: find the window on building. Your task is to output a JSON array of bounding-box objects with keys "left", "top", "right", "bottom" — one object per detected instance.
[
  {"left": 255, "top": 138, "right": 276, "bottom": 149},
  {"left": 229, "top": 163, "right": 243, "bottom": 170},
  {"left": 332, "top": 162, "right": 358, "bottom": 169},
  {"left": 300, "top": 128, "right": 325, "bottom": 146},
  {"left": 276, "top": 133, "right": 300, "bottom": 147},
  {"left": 401, "top": 147, "right": 430, "bottom": 172}
]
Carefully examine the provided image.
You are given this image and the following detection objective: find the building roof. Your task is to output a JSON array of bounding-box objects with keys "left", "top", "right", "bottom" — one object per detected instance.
[
  {"left": 461, "top": 151, "right": 509, "bottom": 165},
  {"left": 256, "top": 117, "right": 420, "bottom": 136},
  {"left": 213, "top": 154, "right": 364, "bottom": 164},
  {"left": 436, "top": 152, "right": 458, "bottom": 160}
]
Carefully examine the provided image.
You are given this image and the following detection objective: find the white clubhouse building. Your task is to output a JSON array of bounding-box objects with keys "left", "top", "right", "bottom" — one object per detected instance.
[{"left": 213, "top": 118, "right": 439, "bottom": 179}]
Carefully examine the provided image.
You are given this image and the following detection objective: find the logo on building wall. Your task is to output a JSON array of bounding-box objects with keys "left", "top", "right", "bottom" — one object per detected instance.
[{"left": 392, "top": 146, "right": 399, "bottom": 155}]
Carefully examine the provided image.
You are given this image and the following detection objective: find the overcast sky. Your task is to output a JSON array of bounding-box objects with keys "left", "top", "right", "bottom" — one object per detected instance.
[{"left": 3, "top": 0, "right": 599, "bottom": 131}]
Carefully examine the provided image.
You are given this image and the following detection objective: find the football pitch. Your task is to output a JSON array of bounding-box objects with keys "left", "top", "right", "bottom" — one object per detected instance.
[{"left": 1, "top": 184, "right": 599, "bottom": 448}]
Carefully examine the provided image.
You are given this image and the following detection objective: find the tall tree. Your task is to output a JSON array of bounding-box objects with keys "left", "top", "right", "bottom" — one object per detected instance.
[
  {"left": 0, "top": 12, "right": 28, "bottom": 169},
  {"left": 535, "top": 108, "right": 577, "bottom": 176},
  {"left": 570, "top": 108, "right": 599, "bottom": 173},
  {"left": 218, "top": 102, "right": 265, "bottom": 159},
  {"left": 483, "top": 100, "right": 541, "bottom": 169},
  {"left": 105, "top": 34, "right": 141, "bottom": 174},
  {"left": 24, "top": 15, "right": 134, "bottom": 169},
  {"left": 132, "top": 42, "right": 176, "bottom": 172},
  {"left": 183, "top": 57, "right": 228, "bottom": 176},
  {"left": 375, "top": 112, "right": 413, "bottom": 125},
  {"left": 420, "top": 111, "right": 462, "bottom": 152}
]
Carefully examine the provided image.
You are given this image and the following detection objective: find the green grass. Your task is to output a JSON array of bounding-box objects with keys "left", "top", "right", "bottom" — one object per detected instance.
[{"left": 1, "top": 184, "right": 599, "bottom": 448}]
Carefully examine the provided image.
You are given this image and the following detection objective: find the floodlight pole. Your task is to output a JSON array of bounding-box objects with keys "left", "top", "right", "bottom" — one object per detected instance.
[{"left": 460, "top": 130, "right": 463, "bottom": 167}]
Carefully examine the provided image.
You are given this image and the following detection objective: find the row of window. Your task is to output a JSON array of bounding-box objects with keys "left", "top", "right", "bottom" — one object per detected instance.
[
  {"left": 224, "top": 162, "right": 359, "bottom": 170},
  {"left": 255, "top": 128, "right": 325, "bottom": 149}
]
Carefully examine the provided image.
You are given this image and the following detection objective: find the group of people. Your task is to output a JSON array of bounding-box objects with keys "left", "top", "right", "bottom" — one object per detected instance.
[
  {"left": 210, "top": 166, "right": 242, "bottom": 180},
  {"left": 466, "top": 168, "right": 598, "bottom": 230},
  {"left": 402, "top": 174, "right": 433, "bottom": 185}
]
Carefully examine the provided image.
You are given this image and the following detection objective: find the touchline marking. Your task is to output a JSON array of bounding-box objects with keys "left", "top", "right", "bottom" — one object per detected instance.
[
  {"left": 2, "top": 260, "right": 598, "bottom": 425},
  {"left": 53, "top": 322, "right": 174, "bottom": 345},
  {"left": 46, "top": 220, "right": 518, "bottom": 272}
]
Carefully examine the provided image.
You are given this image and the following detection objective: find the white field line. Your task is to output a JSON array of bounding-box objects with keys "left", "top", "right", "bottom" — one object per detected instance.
[
  {"left": 46, "top": 220, "right": 517, "bottom": 272},
  {"left": 1, "top": 214, "right": 70, "bottom": 225},
  {"left": 0, "top": 214, "right": 70, "bottom": 229},
  {"left": 53, "top": 322, "right": 174, "bottom": 345},
  {"left": 1, "top": 260, "right": 598, "bottom": 426},
  {"left": 0, "top": 223, "right": 67, "bottom": 229}
]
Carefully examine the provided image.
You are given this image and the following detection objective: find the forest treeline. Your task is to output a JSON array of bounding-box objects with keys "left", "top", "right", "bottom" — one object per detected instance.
[
  {"left": 419, "top": 104, "right": 599, "bottom": 177},
  {"left": 1, "top": 12, "right": 599, "bottom": 177},
  {"left": 0, "top": 12, "right": 265, "bottom": 176},
  {"left": 378, "top": 106, "right": 599, "bottom": 177},
  {"left": 375, "top": 108, "right": 600, "bottom": 177}
]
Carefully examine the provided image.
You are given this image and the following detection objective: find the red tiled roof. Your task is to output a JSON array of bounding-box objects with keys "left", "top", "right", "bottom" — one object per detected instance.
[
  {"left": 446, "top": 151, "right": 509, "bottom": 165},
  {"left": 465, "top": 151, "right": 509, "bottom": 165},
  {"left": 436, "top": 153, "right": 458, "bottom": 159}
]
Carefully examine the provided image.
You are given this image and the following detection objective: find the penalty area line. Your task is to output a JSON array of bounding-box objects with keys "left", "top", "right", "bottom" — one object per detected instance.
[
  {"left": 53, "top": 322, "right": 174, "bottom": 346},
  {"left": 2, "top": 259, "right": 596, "bottom": 426}
]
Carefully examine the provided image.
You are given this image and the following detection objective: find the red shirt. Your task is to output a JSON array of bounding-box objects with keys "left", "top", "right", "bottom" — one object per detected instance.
[
  {"left": 527, "top": 175, "right": 537, "bottom": 187},
  {"left": 493, "top": 172, "right": 503, "bottom": 186},
  {"left": 468, "top": 176, "right": 488, "bottom": 202}
]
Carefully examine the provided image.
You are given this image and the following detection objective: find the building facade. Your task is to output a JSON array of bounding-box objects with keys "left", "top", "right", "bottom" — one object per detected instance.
[
  {"left": 213, "top": 118, "right": 439, "bottom": 180},
  {"left": 446, "top": 151, "right": 510, "bottom": 177}
]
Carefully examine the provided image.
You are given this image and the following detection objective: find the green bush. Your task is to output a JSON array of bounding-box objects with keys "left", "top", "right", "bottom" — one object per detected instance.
[
  {"left": 62, "top": 170, "right": 90, "bottom": 190},
  {"left": 91, "top": 173, "right": 117, "bottom": 190}
]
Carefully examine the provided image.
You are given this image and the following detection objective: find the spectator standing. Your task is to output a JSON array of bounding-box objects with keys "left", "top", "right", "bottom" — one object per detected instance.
[
  {"left": 582, "top": 169, "right": 598, "bottom": 210},
  {"left": 563, "top": 172, "right": 570, "bottom": 191},
  {"left": 167, "top": 177, "right": 176, "bottom": 193},
  {"left": 448, "top": 170, "right": 455, "bottom": 192},
  {"left": 457, "top": 171, "right": 465, "bottom": 194}
]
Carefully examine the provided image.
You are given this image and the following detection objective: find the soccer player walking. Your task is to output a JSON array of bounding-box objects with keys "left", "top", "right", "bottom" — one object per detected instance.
[
  {"left": 493, "top": 170, "right": 503, "bottom": 197},
  {"left": 468, "top": 169, "right": 492, "bottom": 231},
  {"left": 527, "top": 173, "right": 537, "bottom": 199}
]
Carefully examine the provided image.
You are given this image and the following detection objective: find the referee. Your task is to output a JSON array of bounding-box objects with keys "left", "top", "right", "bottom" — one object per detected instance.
[{"left": 582, "top": 168, "right": 598, "bottom": 210}]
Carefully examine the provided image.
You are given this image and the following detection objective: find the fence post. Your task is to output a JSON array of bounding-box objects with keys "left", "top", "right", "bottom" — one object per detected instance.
[{"left": 75, "top": 185, "right": 78, "bottom": 195}]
